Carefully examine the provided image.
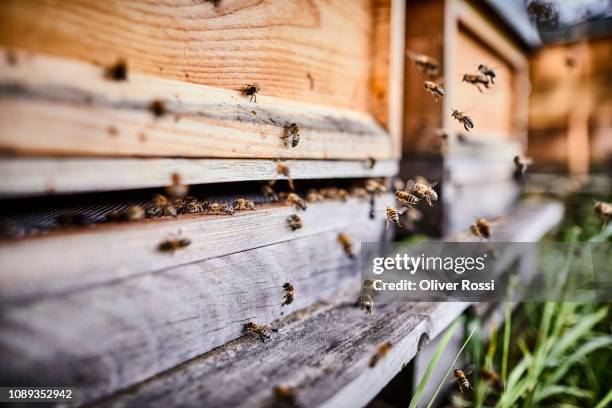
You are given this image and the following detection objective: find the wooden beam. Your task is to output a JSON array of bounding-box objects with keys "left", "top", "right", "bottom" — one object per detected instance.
[
  {"left": 0, "top": 49, "right": 394, "bottom": 159},
  {"left": 0, "top": 158, "right": 398, "bottom": 197},
  {"left": 0, "top": 195, "right": 391, "bottom": 305}
]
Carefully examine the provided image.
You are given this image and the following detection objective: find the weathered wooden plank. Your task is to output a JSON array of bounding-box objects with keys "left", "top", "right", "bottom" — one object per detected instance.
[
  {"left": 0, "top": 49, "right": 394, "bottom": 159},
  {"left": 0, "top": 0, "right": 384, "bottom": 113},
  {"left": 0, "top": 222, "right": 384, "bottom": 405},
  {"left": 0, "top": 195, "right": 390, "bottom": 306},
  {"left": 0, "top": 157, "right": 398, "bottom": 197}
]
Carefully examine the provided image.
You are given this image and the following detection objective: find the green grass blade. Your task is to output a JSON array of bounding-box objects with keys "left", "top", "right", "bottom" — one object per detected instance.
[
  {"left": 594, "top": 388, "right": 612, "bottom": 408},
  {"left": 533, "top": 385, "right": 594, "bottom": 403},
  {"left": 550, "top": 307, "right": 608, "bottom": 359},
  {"left": 408, "top": 318, "right": 463, "bottom": 408},
  {"left": 425, "top": 326, "right": 477, "bottom": 408},
  {"left": 546, "top": 336, "right": 612, "bottom": 385}
]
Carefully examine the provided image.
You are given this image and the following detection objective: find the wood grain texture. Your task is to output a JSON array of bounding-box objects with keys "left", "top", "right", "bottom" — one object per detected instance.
[
  {"left": 0, "top": 157, "right": 398, "bottom": 197},
  {"left": 0, "top": 223, "right": 384, "bottom": 405},
  {"left": 0, "top": 195, "right": 391, "bottom": 305},
  {"left": 0, "top": 48, "right": 394, "bottom": 159},
  {"left": 0, "top": 0, "right": 375, "bottom": 113}
]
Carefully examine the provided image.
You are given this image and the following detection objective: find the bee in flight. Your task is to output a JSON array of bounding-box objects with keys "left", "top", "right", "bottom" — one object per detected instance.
[
  {"left": 282, "top": 123, "right": 300, "bottom": 148},
  {"left": 405, "top": 178, "right": 438, "bottom": 207},
  {"left": 451, "top": 109, "right": 474, "bottom": 132},
  {"left": 424, "top": 81, "right": 445, "bottom": 101},
  {"left": 385, "top": 206, "right": 404, "bottom": 229},
  {"left": 594, "top": 200, "right": 612, "bottom": 229},
  {"left": 478, "top": 64, "right": 496, "bottom": 84},
  {"left": 407, "top": 51, "right": 440, "bottom": 78},
  {"left": 369, "top": 341, "right": 392, "bottom": 368},
  {"left": 337, "top": 232, "right": 355, "bottom": 259},
  {"left": 513, "top": 155, "right": 533, "bottom": 180},
  {"left": 158, "top": 232, "right": 192, "bottom": 253},
  {"left": 277, "top": 163, "right": 295, "bottom": 191},
  {"left": 395, "top": 190, "right": 420, "bottom": 207},
  {"left": 149, "top": 193, "right": 177, "bottom": 217},
  {"left": 453, "top": 368, "right": 472, "bottom": 393},
  {"left": 261, "top": 182, "right": 280, "bottom": 202},
  {"left": 462, "top": 73, "right": 490, "bottom": 93},
  {"left": 242, "top": 83, "right": 260, "bottom": 103},
  {"left": 482, "top": 368, "right": 504, "bottom": 392},
  {"left": 165, "top": 173, "right": 189, "bottom": 200},
  {"left": 287, "top": 193, "right": 307, "bottom": 211},
  {"left": 245, "top": 322, "right": 270, "bottom": 342}
]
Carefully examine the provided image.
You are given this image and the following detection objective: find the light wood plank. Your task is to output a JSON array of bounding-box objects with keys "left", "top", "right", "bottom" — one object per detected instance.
[
  {"left": 0, "top": 158, "right": 398, "bottom": 197},
  {"left": 0, "top": 195, "right": 390, "bottom": 305},
  {"left": 0, "top": 49, "right": 394, "bottom": 159},
  {"left": 0, "top": 223, "right": 384, "bottom": 405}
]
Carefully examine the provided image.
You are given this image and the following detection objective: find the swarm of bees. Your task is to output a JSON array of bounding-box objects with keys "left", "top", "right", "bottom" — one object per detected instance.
[
  {"left": 424, "top": 81, "right": 445, "bottom": 101},
  {"left": 337, "top": 232, "right": 355, "bottom": 259},
  {"left": 282, "top": 123, "right": 301, "bottom": 148},
  {"left": 282, "top": 282, "right": 295, "bottom": 306},
  {"left": 242, "top": 83, "right": 260, "bottom": 103},
  {"left": 451, "top": 109, "right": 474, "bottom": 132},
  {"left": 158, "top": 232, "right": 191, "bottom": 253},
  {"left": 369, "top": 341, "right": 392, "bottom": 368},
  {"left": 245, "top": 322, "right": 270, "bottom": 342},
  {"left": 594, "top": 200, "right": 612, "bottom": 229}
]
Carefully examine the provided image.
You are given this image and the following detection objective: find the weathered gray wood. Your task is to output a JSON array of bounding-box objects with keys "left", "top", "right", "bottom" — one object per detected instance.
[
  {"left": 0, "top": 222, "right": 384, "bottom": 405},
  {"left": 0, "top": 158, "right": 398, "bottom": 197},
  {"left": 0, "top": 195, "right": 390, "bottom": 305}
]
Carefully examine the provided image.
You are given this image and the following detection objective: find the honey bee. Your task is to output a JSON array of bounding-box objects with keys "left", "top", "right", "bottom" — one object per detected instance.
[
  {"left": 513, "top": 155, "right": 533, "bottom": 179},
  {"left": 242, "top": 83, "right": 260, "bottom": 103},
  {"left": 470, "top": 218, "right": 492, "bottom": 240},
  {"left": 305, "top": 189, "right": 324, "bottom": 203},
  {"left": 594, "top": 201, "right": 612, "bottom": 228},
  {"left": 451, "top": 109, "right": 474, "bottom": 132},
  {"left": 369, "top": 341, "right": 392, "bottom": 368},
  {"left": 366, "top": 179, "right": 387, "bottom": 196},
  {"left": 477, "top": 64, "right": 496, "bottom": 84},
  {"left": 287, "top": 193, "right": 307, "bottom": 211},
  {"left": 356, "top": 293, "right": 373, "bottom": 314},
  {"left": 424, "top": 81, "right": 445, "bottom": 101},
  {"left": 385, "top": 206, "right": 403, "bottom": 229},
  {"left": 165, "top": 173, "right": 189, "bottom": 199},
  {"left": 158, "top": 233, "right": 192, "bottom": 253},
  {"left": 262, "top": 182, "right": 280, "bottom": 202},
  {"left": 148, "top": 99, "right": 167, "bottom": 118},
  {"left": 453, "top": 369, "right": 472, "bottom": 393},
  {"left": 282, "top": 282, "right": 295, "bottom": 306},
  {"left": 245, "top": 322, "right": 270, "bottom": 342},
  {"left": 233, "top": 198, "right": 256, "bottom": 211},
  {"left": 405, "top": 178, "right": 438, "bottom": 207},
  {"left": 273, "top": 385, "right": 298, "bottom": 407},
  {"left": 106, "top": 205, "right": 146, "bottom": 222},
  {"left": 208, "top": 203, "right": 235, "bottom": 215},
  {"left": 395, "top": 190, "right": 420, "bottom": 207},
  {"left": 150, "top": 193, "right": 177, "bottom": 217},
  {"left": 526, "top": 0, "right": 558, "bottom": 23},
  {"left": 282, "top": 123, "right": 300, "bottom": 148},
  {"left": 366, "top": 157, "right": 376, "bottom": 169},
  {"left": 277, "top": 163, "right": 295, "bottom": 191},
  {"left": 481, "top": 369, "right": 504, "bottom": 392},
  {"left": 462, "top": 73, "right": 490, "bottom": 93},
  {"left": 175, "top": 196, "right": 208, "bottom": 214},
  {"left": 287, "top": 214, "right": 303, "bottom": 230},
  {"left": 337, "top": 232, "right": 355, "bottom": 259},
  {"left": 407, "top": 51, "right": 440, "bottom": 78},
  {"left": 104, "top": 59, "right": 127, "bottom": 81}
]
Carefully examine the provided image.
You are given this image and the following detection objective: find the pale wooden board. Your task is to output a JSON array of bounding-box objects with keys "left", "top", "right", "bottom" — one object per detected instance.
[
  {"left": 0, "top": 0, "right": 385, "bottom": 114},
  {"left": 0, "top": 49, "right": 394, "bottom": 159},
  {"left": 0, "top": 195, "right": 391, "bottom": 305},
  {"left": 0, "top": 158, "right": 398, "bottom": 197},
  {"left": 0, "top": 223, "right": 384, "bottom": 405}
]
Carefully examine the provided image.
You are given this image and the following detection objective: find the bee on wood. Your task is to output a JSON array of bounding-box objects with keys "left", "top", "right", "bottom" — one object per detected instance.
[
  {"left": 366, "top": 179, "right": 387, "bottom": 196},
  {"left": 282, "top": 123, "right": 300, "bottom": 148},
  {"left": 148, "top": 99, "right": 166, "bottom": 118},
  {"left": 208, "top": 203, "right": 235, "bottom": 215},
  {"left": 369, "top": 341, "right": 392, "bottom": 368},
  {"left": 453, "top": 369, "right": 472, "bottom": 393},
  {"left": 305, "top": 189, "right": 324, "bottom": 203},
  {"left": 124, "top": 205, "right": 146, "bottom": 221},
  {"left": 451, "top": 109, "right": 474, "bottom": 132},
  {"left": 385, "top": 206, "right": 403, "bottom": 229},
  {"left": 158, "top": 233, "right": 192, "bottom": 253},
  {"left": 233, "top": 198, "right": 256, "bottom": 211},
  {"left": 282, "top": 283, "right": 295, "bottom": 306},
  {"left": 481, "top": 369, "right": 504, "bottom": 392},
  {"left": 165, "top": 173, "right": 189, "bottom": 200},
  {"left": 337, "top": 232, "right": 355, "bottom": 259},
  {"left": 513, "top": 155, "right": 533, "bottom": 180},
  {"left": 175, "top": 197, "right": 208, "bottom": 214},
  {"left": 262, "top": 182, "right": 280, "bottom": 202},
  {"left": 478, "top": 64, "right": 496, "bottom": 84},
  {"left": 245, "top": 322, "right": 270, "bottom": 342},
  {"left": 287, "top": 214, "right": 303, "bottom": 230},
  {"left": 594, "top": 201, "right": 612, "bottom": 228},
  {"left": 242, "top": 83, "right": 260, "bottom": 103},
  {"left": 462, "top": 73, "right": 490, "bottom": 93},
  {"left": 407, "top": 51, "right": 440, "bottom": 78},
  {"left": 366, "top": 157, "right": 376, "bottom": 169},
  {"left": 287, "top": 193, "right": 307, "bottom": 211},
  {"left": 424, "top": 81, "right": 445, "bottom": 101},
  {"left": 149, "top": 193, "right": 177, "bottom": 217},
  {"left": 273, "top": 385, "right": 298, "bottom": 407},
  {"left": 56, "top": 212, "right": 93, "bottom": 227},
  {"left": 395, "top": 190, "right": 420, "bottom": 207},
  {"left": 405, "top": 178, "right": 438, "bottom": 207},
  {"left": 104, "top": 59, "right": 127, "bottom": 81},
  {"left": 470, "top": 218, "right": 492, "bottom": 240},
  {"left": 277, "top": 163, "right": 295, "bottom": 191},
  {"left": 356, "top": 293, "right": 373, "bottom": 314}
]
